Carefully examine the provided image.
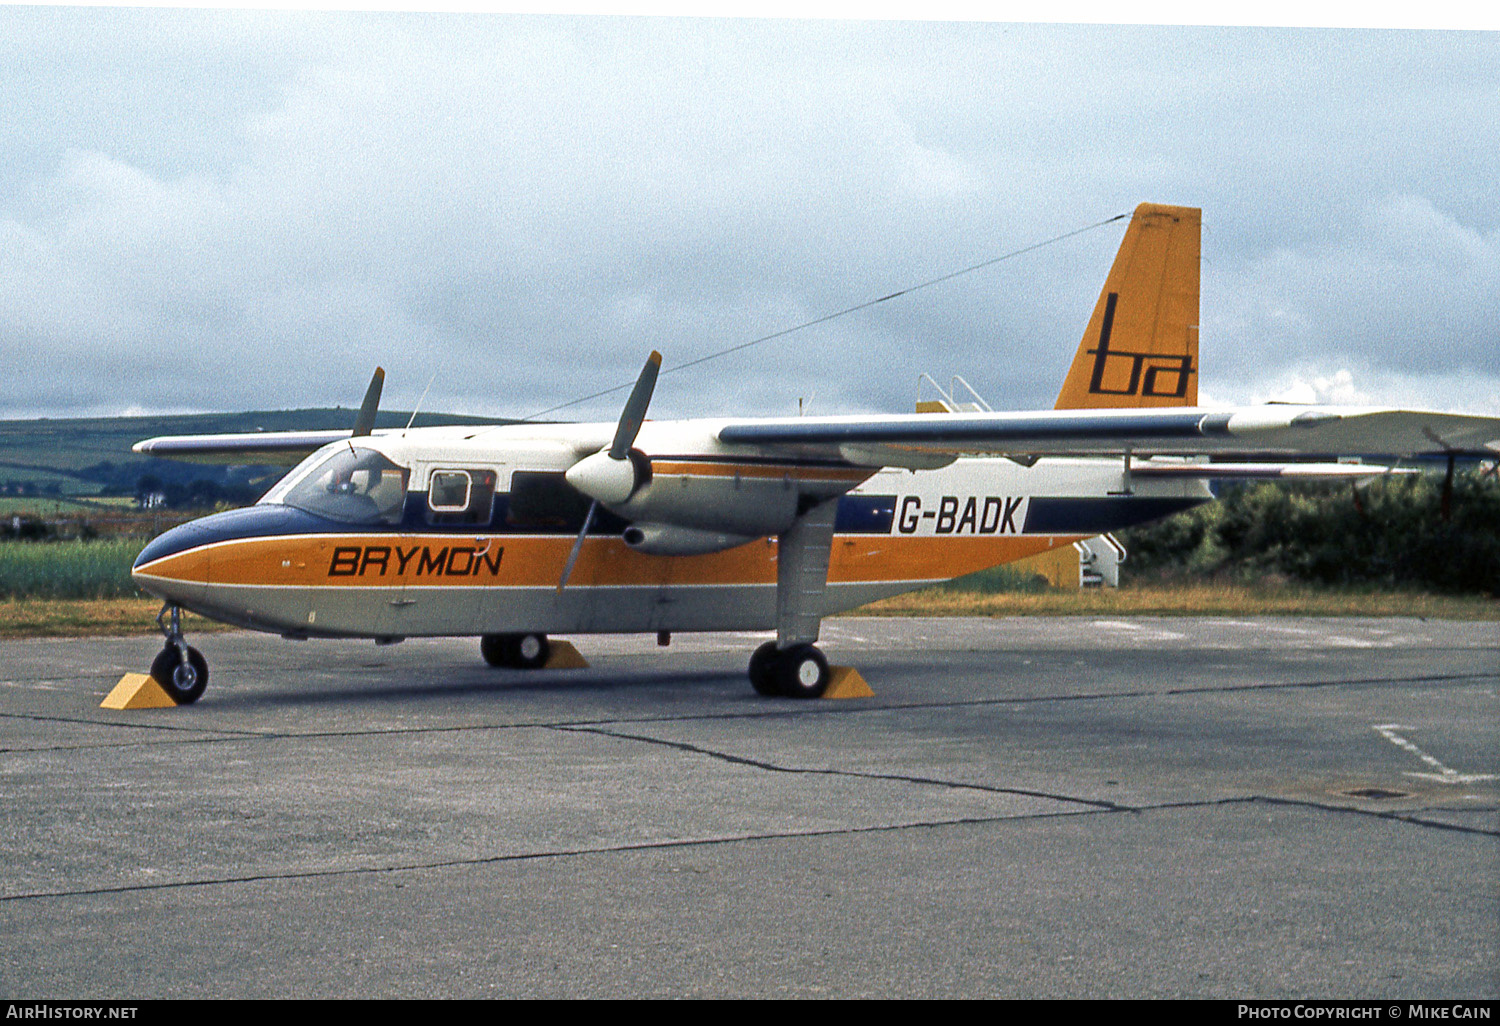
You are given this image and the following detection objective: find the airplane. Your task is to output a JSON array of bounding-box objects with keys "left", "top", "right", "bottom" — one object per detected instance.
[{"left": 128, "top": 203, "right": 1500, "bottom": 705}]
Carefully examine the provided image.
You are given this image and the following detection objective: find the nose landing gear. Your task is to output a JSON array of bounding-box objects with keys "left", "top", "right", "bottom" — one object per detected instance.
[{"left": 152, "top": 604, "right": 209, "bottom": 705}]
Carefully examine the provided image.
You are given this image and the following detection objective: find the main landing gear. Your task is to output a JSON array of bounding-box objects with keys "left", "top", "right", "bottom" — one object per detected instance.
[
  {"left": 152, "top": 604, "right": 208, "bottom": 705},
  {"left": 748, "top": 641, "right": 830, "bottom": 699},
  {"left": 480, "top": 632, "right": 552, "bottom": 670}
]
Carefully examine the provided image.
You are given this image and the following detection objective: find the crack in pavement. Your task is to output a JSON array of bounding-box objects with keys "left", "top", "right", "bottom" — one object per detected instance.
[
  {"left": 1239, "top": 794, "right": 1500, "bottom": 839},
  {"left": 554, "top": 721, "right": 1133, "bottom": 812},
  {"left": 3, "top": 793, "right": 1490, "bottom": 905},
  {"left": 0, "top": 806, "right": 1115, "bottom": 903}
]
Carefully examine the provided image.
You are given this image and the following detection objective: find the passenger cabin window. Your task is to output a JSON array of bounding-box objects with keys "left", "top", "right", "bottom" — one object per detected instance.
[
  {"left": 429, "top": 471, "right": 471, "bottom": 511},
  {"left": 506, "top": 470, "right": 625, "bottom": 534},
  {"left": 283, "top": 447, "right": 410, "bottom": 525},
  {"left": 426, "top": 469, "right": 496, "bottom": 526},
  {"left": 506, "top": 471, "right": 594, "bottom": 531}
]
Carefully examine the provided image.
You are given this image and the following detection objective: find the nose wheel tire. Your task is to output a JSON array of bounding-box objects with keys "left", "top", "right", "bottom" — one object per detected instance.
[
  {"left": 150, "top": 645, "right": 209, "bottom": 705},
  {"left": 747, "top": 642, "right": 830, "bottom": 699},
  {"left": 480, "top": 633, "right": 552, "bottom": 670}
]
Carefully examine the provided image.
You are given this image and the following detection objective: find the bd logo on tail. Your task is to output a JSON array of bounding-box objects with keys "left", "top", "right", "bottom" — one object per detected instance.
[{"left": 1087, "top": 292, "right": 1194, "bottom": 398}]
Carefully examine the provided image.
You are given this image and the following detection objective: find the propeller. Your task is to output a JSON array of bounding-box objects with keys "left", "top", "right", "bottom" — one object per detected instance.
[
  {"left": 1441, "top": 452, "right": 1456, "bottom": 523},
  {"left": 352, "top": 367, "right": 385, "bottom": 438},
  {"left": 558, "top": 351, "right": 662, "bottom": 591}
]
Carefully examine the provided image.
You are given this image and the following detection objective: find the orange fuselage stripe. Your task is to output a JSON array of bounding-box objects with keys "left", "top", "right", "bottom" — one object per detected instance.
[{"left": 135, "top": 533, "right": 1076, "bottom": 589}]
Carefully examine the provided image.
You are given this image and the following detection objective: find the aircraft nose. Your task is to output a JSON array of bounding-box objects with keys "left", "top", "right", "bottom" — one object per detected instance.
[
  {"left": 131, "top": 504, "right": 320, "bottom": 608},
  {"left": 133, "top": 519, "right": 213, "bottom": 575},
  {"left": 131, "top": 516, "right": 225, "bottom": 608}
]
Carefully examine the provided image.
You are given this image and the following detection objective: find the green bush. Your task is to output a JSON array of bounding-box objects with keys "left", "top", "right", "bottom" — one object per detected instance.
[{"left": 1122, "top": 469, "right": 1500, "bottom": 595}]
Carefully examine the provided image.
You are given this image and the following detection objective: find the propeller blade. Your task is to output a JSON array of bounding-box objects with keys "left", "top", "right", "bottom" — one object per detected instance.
[
  {"left": 352, "top": 367, "right": 385, "bottom": 438},
  {"left": 1441, "top": 452, "right": 1455, "bottom": 522},
  {"left": 609, "top": 351, "right": 662, "bottom": 460},
  {"left": 562, "top": 350, "right": 663, "bottom": 576},
  {"left": 557, "top": 500, "right": 598, "bottom": 592}
]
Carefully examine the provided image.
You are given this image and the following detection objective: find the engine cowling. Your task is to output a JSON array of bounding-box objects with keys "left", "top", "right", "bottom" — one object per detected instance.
[
  {"left": 612, "top": 468, "right": 801, "bottom": 537},
  {"left": 567, "top": 447, "right": 873, "bottom": 543},
  {"left": 621, "top": 523, "right": 760, "bottom": 556}
]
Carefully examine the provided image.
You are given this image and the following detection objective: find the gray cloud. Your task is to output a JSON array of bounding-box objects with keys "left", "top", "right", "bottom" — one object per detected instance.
[{"left": 2, "top": 13, "right": 1497, "bottom": 423}]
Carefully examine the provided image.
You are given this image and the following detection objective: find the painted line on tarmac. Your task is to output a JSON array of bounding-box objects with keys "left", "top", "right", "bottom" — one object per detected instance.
[{"left": 1373, "top": 723, "right": 1499, "bottom": 785}]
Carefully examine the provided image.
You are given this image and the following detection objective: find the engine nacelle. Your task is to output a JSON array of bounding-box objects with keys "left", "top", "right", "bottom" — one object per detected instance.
[
  {"left": 614, "top": 469, "right": 799, "bottom": 536},
  {"left": 571, "top": 452, "right": 872, "bottom": 538},
  {"left": 621, "top": 523, "right": 760, "bottom": 556}
]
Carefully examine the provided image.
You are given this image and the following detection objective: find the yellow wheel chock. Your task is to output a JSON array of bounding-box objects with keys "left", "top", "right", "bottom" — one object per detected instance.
[{"left": 101, "top": 673, "right": 178, "bottom": 710}]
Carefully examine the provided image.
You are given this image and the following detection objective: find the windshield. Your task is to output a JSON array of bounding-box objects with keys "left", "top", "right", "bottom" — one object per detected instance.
[{"left": 282, "top": 447, "right": 410, "bottom": 525}]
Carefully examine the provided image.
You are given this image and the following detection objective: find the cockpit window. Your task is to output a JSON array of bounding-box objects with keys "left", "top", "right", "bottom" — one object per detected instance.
[{"left": 283, "top": 447, "right": 410, "bottom": 525}]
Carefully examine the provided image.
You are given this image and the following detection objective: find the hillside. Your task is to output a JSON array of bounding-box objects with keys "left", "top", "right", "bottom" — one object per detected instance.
[{"left": 0, "top": 407, "right": 502, "bottom": 508}]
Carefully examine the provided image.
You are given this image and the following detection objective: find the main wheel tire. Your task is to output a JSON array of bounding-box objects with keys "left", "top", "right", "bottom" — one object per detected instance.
[
  {"left": 512, "top": 633, "right": 551, "bottom": 670},
  {"left": 480, "top": 634, "right": 510, "bottom": 667},
  {"left": 748, "top": 641, "right": 782, "bottom": 697},
  {"left": 481, "top": 633, "right": 551, "bottom": 669},
  {"left": 150, "top": 644, "right": 209, "bottom": 705},
  {"left": 773, "top": 643, "right": 830, "bottom": 699}
]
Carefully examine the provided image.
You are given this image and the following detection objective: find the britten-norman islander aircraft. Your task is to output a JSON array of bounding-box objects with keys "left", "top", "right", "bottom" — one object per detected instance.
[{"left": 129, "top": 204, "right": 1500, "bottom": 704}]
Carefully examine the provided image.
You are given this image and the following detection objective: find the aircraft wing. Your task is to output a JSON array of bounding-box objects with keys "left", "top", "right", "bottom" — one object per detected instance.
[
  {"left": 716, "top": 406, "right": 1500, "bottom": 466},
  {"left": 132, "top": 430, "right": 361, "bottom": 465},
  {"left": 1128, "top": 461, "right": 1415, "bottom": 480}
]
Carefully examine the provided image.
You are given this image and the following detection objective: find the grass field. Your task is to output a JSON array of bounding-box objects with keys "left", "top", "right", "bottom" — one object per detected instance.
[
  {"left": 858, "top": 582, "right": 1500, "bottom": 620},
  {"left": 1, "top": 584, "right": 1494, "bottom": 639},
  {"left": 0, "top": 496, "right": 93, "bottom": 515},
  {"left": 0, "top": 538, "right": 143, "bottom": 599},
  {"left": 0, "top": 599, "right": 228, "bottom": 638}
]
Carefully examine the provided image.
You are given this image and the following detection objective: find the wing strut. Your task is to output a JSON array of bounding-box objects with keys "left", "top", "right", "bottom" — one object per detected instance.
[{"left": 775, "top": 498, "right": 839, "bottom": 648}]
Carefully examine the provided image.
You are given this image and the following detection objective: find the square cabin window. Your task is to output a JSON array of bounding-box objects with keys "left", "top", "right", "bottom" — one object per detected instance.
[
  {"left": 426, "top": 469, "right": 497, "bottom": 526},
  {"left": 429, "top": 471, "right": 471, "bottom": 512}
]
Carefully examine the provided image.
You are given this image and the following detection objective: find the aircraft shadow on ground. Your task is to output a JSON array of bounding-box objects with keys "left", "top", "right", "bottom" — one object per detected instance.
[{"left": 198, "top": 664, "right": 754, "bottom": 710}]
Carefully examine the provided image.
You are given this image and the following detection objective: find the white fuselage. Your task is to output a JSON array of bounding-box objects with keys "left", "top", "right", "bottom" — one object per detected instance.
[{"left": 131, "top": 421, "right": 1211, "bottom": 639}]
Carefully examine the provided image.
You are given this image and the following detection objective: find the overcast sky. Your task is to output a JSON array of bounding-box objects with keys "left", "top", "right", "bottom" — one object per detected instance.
[{"left": 1, "top": 8, "right": 1496, "bottom": 425}]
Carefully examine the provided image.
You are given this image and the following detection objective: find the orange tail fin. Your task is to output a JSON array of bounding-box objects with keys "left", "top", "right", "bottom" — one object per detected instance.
[{"left": 1055, "top": 203, "right": 1201, "bottom": 410}]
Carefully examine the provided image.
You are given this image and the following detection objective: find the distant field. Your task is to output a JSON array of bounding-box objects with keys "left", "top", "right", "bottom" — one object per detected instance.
[
  {"left": 0, "top": 497, "right": 80, "bottom": 515},
  {"left": 0, "top": 406, "right": 496, "bottom": 477},
  {"left": 0, "top": 495, "right": 138, "bottom": 514}
]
